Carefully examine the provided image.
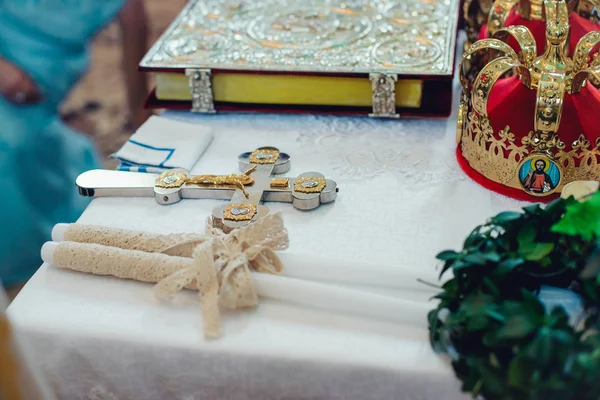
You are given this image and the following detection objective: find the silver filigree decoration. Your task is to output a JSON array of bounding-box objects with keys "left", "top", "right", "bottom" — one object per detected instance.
[
  {"left": 165, "top": 34, "right": 231, "bottom": 59},
  {"left": 141, "top": 0, "right": 459, "bottom": 75},
  {"left": 372, "top": 38, "right": 442, "bottom": 67},
  {"left": 247, "top": 7, "right": 372, "bottom": 50},
  {"left": 369, "top": 73, "right": 399, "bottom": 118},
  {"left": 186, "top": 69, "right": 216, "bottom": 113},
  {"left": 383, "top": 0, "right": 451, "bottom": 24}
]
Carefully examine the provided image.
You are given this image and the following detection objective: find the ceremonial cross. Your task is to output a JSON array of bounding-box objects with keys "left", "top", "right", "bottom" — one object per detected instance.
[{"left": 76, "top": 147, "right": 338, "bottom": 231}]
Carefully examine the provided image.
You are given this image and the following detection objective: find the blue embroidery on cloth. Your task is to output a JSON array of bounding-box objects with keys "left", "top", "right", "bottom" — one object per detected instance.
[{"left": 122, "top": 139, "right": 175, "bottom": 167}]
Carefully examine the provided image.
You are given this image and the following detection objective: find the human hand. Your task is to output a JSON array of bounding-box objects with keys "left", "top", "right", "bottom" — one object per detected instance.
[{"left": 0, "top": 58, "right": 41, "bottom": 105}]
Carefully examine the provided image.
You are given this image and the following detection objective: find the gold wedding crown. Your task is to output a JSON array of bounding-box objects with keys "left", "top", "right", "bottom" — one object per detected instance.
[{"left": 457, "top": 0, "right": 600, "bottom": 198}]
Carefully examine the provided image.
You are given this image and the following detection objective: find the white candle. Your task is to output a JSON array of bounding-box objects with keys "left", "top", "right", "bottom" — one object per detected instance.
[
  {"left": 41, "top": 241, "right": 432, "bottom": 327},
  {"left": 50, "top": 223, "right": 442, "bottom": 292},
  {"left": 279, "top": 253, "right": 440, "bottom": 293},
  {"left": 252, "top": 273, "right": 430, "bottom": 326},
  {"left": 51, "top": 223, "right": 69, "bottom": 242},
  {"left": 41, "top": 241, "right": 58, "bottom": 265}
]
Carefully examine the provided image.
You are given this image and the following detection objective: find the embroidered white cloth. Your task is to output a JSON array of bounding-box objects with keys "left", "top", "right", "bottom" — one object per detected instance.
[
  {"left": 8, "top": 42, "right": 530, "bottom": 400},
  {"left": 112, "top": 116, "right": 213, "bottom": 173},
  {"left": 0, "top": 288, "right": 57, "bottom": 400},
  {"left": 8, "top": 101, "right": 528, "bottom": 400}
]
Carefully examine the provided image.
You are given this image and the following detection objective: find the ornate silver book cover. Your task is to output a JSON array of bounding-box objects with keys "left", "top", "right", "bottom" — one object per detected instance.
[{"left": 140, "top": 0, "right": 460, "bottom": 76}]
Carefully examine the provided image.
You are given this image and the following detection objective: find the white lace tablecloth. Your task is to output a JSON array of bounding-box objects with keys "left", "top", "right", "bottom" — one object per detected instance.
[{"left": 8, "top": 81, "right": 527, "bottom": 399}]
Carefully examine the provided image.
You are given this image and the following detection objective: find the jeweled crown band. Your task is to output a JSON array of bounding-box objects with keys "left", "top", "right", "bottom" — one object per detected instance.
[{"left": 459, "top": 110, "right": 600, "bottom": 196}]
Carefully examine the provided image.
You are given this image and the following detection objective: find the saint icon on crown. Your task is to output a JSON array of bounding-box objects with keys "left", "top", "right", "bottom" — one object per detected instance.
[{"left": 518, "top": 155, "right": 562, "bottom": 195}]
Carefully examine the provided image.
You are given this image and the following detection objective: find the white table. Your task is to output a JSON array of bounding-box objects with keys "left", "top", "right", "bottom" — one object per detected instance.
[{"left": 8, "top": 85, "right": 526, "bottom": 399}]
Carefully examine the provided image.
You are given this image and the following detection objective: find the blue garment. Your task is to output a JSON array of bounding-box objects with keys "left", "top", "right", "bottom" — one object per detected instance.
[{"left": 0, "top": 1, "right": 125, "bottom": 286}]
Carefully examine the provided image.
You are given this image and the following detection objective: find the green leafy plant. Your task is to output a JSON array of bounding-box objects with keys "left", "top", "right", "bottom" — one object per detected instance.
[{"left": 429, "top": 191, "right": 600, "bottom": 400}]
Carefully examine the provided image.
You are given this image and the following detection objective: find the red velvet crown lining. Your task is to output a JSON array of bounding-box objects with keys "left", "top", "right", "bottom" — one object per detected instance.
[{"left": 487, "top": 76, "right": 600, "bottom": 148}]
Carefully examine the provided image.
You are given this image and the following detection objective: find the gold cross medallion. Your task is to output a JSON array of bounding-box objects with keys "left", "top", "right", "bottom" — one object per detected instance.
[
  {"left": 224, "top": 203, "right": 257, "bottom": 221},
  {"left": 294, "top": 177, "right": 327, "bottom": 193},
  {"left": 249, "top": 148, "right": 280, "bottom": 164},
  {"left": 155, "top": 171, "right": 187, "bottom": 188}
]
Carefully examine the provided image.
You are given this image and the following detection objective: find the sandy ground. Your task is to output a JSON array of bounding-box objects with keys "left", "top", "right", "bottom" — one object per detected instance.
[{"left": 61, "top": 0, "right": 188, "bottom": 160}]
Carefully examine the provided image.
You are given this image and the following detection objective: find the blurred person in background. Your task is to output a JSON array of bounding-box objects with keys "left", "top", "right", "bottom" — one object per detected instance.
[{"left": 0, "top": 0, "right": 149, "bottom": 296}]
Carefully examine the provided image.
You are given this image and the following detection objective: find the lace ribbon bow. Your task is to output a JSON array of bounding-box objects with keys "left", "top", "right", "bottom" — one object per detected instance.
[{"left": 154, "top": 212, "right": 289, "bottom": 338}]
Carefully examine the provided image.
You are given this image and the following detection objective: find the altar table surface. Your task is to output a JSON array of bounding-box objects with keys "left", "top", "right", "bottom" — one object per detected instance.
[{"left": 8, "top": 85, "right": 527, "bottom": 399}]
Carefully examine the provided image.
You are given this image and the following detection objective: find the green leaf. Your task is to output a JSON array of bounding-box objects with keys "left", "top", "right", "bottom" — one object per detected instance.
[
  {"left": 428, "top": 309, "right": 441, "bottom": 350},
  {"left": 507, "top": 359, "right": 521, "bottom": 387},
  {"left": 460, "top": 293, "right": 494, "bottom": 316},
  {"left": 580, "top": 280, "right": 600, "bottom": 303},
  {"left": 549, "top": 330, "right": 574, "bottom": 345},
  {"left": 471, "top": 380, "right": 483, "bottom": 398},
  {"left": 521, "top": 290, "right": 545, "bottom": 317},
  {"left": 483, "top": 252, "right": 502, "bottom": 263},
  {"left": 520, "top": 242, "right": 554, "bottom": 261},
  {"left": 478, "top": 364, "right": 506, "bottom": 395},
  {"left": 500, "top": 258, "right": 525, "bottom": 270},
  {"left": 482, "top": 330, "right": 500, "bottom": 347},
  {"left": 524, "top": 204, "right": 542, "bottom": 215},
  {"left": 544, "top": 197, "right": 574, "bottom": 217},
  {"left": 518, "top": 224, "right": 537, "bottom": 244},
  {"left": 496, "top": 314, "right": 538, "bottom": 340},
  {"left": 466, "top": 315, "right": 490, "bottom": 330},
  {"left": 453, "top": 261, "right": 478, "bottom": 273},
  {"left": 439, "top": 261, "right": 454, "bottom": 279},
  {"left": 437, "top": 250, "right": 458, "bottom": 261},
  {"left": 490, "top": 258, "right": 524, "bottom": 280},
  {"left": 580, "top": 249, "right": 600, "bottom": 279},
  {"left": 548, "top": 307, "right": 570, "bottom": 327},
  {"left": 485, "top": 310, "right": 506, "bottom": 323},
  {"left": 463, "top": 253, "right": 489, "bottom": 265},
  {"left": 483, "top": 276, "right": 501, "bottom": 298},
  {"left": 544, "top": 197, "right": 566, "bottom": 212},
  {"left": 491, "top": 211, "right": 523, "bottom": 223},
  {"left": 508, "top": 357, "right": 533, "bottom": 387},
  {"left": 535, "top": 375, "right": 570, "bottom": 392},
  {"left": 551, "top": 191, "right": 600, "bottom": 240},
  {"left": 464, "top": 234, "right": 487, "bottom": 249},
  {"left": 524, "top": 327, "right": 553, "bottom": 366},
  {"left": 582, "top": 332, "right": 600, "bottom": 348},
  {"left": 441, "top": 278, "right": 459, "bottom": 293}
]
